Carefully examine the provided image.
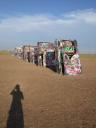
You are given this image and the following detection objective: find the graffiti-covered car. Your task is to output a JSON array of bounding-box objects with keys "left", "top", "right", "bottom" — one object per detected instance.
[{"left": 58, "top": 40, "right": 82, "bottom": 75}]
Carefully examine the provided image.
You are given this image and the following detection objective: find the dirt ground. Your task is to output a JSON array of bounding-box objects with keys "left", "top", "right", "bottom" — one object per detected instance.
[{"left": 0, "top": 54, "right": 96, "bottom": 128}]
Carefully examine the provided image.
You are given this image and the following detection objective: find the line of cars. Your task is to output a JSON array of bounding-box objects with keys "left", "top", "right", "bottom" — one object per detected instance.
[{"left": 14, "top": 39, "right": 82, "bottom": 75}]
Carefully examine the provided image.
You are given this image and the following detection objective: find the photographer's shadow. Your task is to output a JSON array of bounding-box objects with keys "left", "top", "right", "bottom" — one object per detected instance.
[{"left": 7, "top": 84, "right": 24, "bottom": 128}]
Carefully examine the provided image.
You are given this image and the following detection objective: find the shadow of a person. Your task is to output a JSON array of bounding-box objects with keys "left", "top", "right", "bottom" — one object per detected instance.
[{"left": 7, "top": 84, "right": 24, "bottom": 128}]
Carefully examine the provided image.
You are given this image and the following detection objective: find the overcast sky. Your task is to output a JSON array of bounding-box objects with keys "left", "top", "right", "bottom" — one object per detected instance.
[{"left": 0, "top": 0, "right": 96, "bottom": 53}]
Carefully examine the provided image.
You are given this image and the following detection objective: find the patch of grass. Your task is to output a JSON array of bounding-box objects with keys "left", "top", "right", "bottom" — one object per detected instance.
[
  {"left": 0, "top": 51, "right": 10, "bottom": 55},
  {"left": 80, "top": 54, "right": 96, "bottom": 60}
]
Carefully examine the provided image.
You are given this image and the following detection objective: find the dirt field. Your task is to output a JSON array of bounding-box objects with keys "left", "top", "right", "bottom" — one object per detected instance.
[{"left": 0, "top": 53, "right": 96, "bottom": 128}]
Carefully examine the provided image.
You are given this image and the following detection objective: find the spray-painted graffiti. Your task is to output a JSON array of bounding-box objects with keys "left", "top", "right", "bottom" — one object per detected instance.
[{"left": 14, "top": 40, "right": 82, "bottom": 75}]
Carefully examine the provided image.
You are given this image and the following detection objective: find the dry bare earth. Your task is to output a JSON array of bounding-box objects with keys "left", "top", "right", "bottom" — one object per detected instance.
[{"left": 0, "top": 53, "right": 96, "bottom": 128}]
